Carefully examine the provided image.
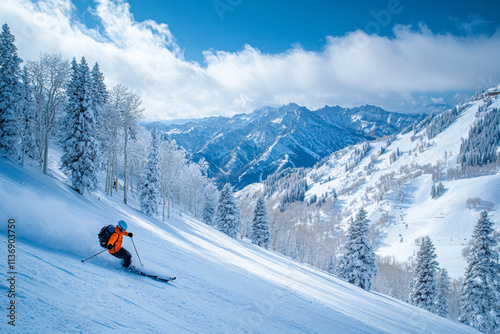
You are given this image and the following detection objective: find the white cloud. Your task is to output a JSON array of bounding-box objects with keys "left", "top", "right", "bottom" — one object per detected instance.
[
  {"left": 430, "top": 97, "right": 445, "bottom": 104},
  {"left": 450, "top": 13, "right": 494, "bottom": 36},
  {"left": 1, "top": 0, "right": 500, "bottom": 120}
]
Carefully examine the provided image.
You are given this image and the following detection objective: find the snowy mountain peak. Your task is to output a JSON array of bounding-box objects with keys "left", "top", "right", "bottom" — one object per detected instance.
[
  {"left": 149, "top": 104, "right": 422, "bottom": 189},
  {"left": 280, "top": 102, "right": 300, "bottom": 111}
]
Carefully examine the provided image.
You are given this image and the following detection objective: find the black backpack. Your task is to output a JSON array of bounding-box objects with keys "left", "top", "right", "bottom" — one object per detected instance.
[{"left": 98, "top": 225, "right": 115, "bottom": 248}]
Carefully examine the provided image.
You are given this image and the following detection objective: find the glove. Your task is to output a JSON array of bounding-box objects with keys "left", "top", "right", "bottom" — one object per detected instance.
[
  {"left": 128, "top": 232, "right": 133, "bottom": 238},
  {"left": 107, "top": 244, "right": 114, "bottom": 250}
]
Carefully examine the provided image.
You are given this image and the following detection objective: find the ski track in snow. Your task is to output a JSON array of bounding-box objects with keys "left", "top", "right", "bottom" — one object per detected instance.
[{"left": 0, "top": 149, "right": 481, "bottom": 333}]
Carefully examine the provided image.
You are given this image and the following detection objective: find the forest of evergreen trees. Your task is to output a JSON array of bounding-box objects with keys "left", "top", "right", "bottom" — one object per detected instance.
[
  {"left": 425, "top": 104, "right": 468, "bottom": 140},
  {"left": 0, "top": 23, "right": 211, "bottom": 220},
  {"left": 458, "top": 107, "right": 500, "bottom": 169}
]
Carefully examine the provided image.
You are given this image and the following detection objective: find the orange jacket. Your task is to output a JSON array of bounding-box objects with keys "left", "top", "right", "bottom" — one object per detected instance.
[{"left": 108, "top": 226, "right": 129, "bottom": 254}]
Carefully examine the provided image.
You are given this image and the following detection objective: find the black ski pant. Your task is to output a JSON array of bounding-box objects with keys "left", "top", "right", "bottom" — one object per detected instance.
[{"left": 111, "top": 248, "right": 132, "bottom": 268}]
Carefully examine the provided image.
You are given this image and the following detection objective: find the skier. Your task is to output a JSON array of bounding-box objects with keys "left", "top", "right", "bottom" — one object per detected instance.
[{"left": 107, "top": 220, "right": 134, "bottom": 268}]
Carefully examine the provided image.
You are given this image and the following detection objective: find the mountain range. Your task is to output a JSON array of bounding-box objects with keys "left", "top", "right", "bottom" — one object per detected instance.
[
  {"left": 148, "top": 104, "right": 423, "bottom": 189},
  {"left": 238, "top": 86, "right": 500, "bottom": 280}
]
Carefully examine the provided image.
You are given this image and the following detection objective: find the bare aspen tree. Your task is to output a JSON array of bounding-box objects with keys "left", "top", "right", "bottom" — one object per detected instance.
[
  {"left": 103, "top": 85, "right": 142, "bottom": 203},
  {"left": 26, "top": 53, "right": 70, "bottom": 173},
  {"left": 103, "top": 87, "right": 122, "bottom": 196},
  {"left": 119, "top": 86, "right": 143, "bottom": 204}
]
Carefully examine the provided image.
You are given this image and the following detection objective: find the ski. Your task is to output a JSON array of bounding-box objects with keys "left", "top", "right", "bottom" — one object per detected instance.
[
  {"left": 147, "top": 275, "right": 176, "bottom": 283},
  {"left": 125, "top": 266, "right": 176, "bottom": 283},
  {"left": 141, "top": 272, "right": 176, "bottom": 283}
]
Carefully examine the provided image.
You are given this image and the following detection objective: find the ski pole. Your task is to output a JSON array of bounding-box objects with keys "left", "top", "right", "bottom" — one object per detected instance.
[
  {"left": 131, "top": 237, "right": 143, "bottom": 266},
  {"left": 81, "top": 249, "right": 107, "bottom": 263}
]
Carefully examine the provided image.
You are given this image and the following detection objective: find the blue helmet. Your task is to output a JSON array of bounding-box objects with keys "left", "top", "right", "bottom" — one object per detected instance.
[{"left": 117, "top": 220, "right": 128, "bottom": 231}]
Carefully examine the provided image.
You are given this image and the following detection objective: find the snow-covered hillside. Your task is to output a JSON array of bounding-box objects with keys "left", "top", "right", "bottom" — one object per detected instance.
[
  {"left": 254, "top": 92, "right": 500, "bottom": 279},
  {"left": 0, "top": 153, "right": 479, "bottom": 333}
]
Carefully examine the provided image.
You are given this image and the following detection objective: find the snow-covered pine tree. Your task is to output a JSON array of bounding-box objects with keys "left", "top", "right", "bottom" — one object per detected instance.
[
  {"left": 436, "top": 182, "right": 445, "bottom": 197},
  {"left": 430, "top": 184, "right": 436, "bottom": 199},
  {"left": 139, "top": 126, "right": 161, "bottom": 216},
  {"left": 389, "top": 151, "right": 397, "bottom": 164},
  {"left": 17, "top": 66, "right": 37, "bottom": 164},
  {"left": 215, "top": 183, "right": 240, "bottom": 238},
  {"left": 202, "top": 193, "right": 216, "bottom": 226},
  {"left": 436, "top": 268, "right": 451, "bottom": 318},
  {"left": 326, "top": 257, "right": 335, "bottom": 274},
  {"left": 337, "top": 208, "right": 377, "bottom": 290},
  {"left": 410, "top": 235, "right": 439, "bottom": 313},
  {"left": 60, "top": 57, "right": 100, "bottom": 195},
  {"left": 431, "top": 182, "right": 445, "bottom": 199},
  {"left": 90, "top": 62, "right": 107, "bottom": 122},
  {"left": 459, "top": 210, "right": 500, "bottom": 333},
  {"left": 0, "top": 23, "right": 22, "bottom": 158},
  {"left": 251, "top": 196, "right": 270, "bottom": 249},
  {"left": 90, "top": 62, "right": 107, "bottom": 167},
  {"left": 201, "top": 182, "right": 218, "bottom": 226}
]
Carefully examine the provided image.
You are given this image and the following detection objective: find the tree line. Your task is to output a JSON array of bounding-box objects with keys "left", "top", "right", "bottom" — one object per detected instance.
[
  {"left": 0, "top": 22, "right": 272, "bottom": 245},
  {"left": 0, "top": 23, "right": 209, "bottom": 219}
]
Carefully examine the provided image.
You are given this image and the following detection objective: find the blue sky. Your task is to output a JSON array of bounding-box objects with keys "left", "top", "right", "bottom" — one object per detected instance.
[
  {"left": 1, "top": 0, "right": 500, "bottom": 120},
  {"left": 71, "top": 0, "right": 500, "bottom": 63}
]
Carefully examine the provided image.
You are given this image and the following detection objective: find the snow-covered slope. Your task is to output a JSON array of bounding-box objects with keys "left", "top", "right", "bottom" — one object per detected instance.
[
  {"left": 0, "top": 154, "right": 478, "bottom": 333},
  {"left": 255, "top": 94, "right": 500, "bottom": 279}
]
